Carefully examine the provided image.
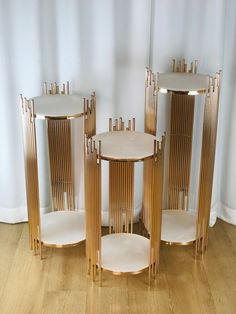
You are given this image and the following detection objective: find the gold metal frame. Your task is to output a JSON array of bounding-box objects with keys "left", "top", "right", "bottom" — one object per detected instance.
[
  {"left": 143, "top": 69, "right": 158, "bottom": 232},
  {"left": 148, "top": 137, "right": 165, "bottom": 282},
  {"left": 168, "top": 93, "right": 194, "bottom": 210},
  {"left": 109, "top": 117, "right": 135, "bottom": 132},
  {"left": 85, "top": 137, "right": 102, "bottom": 283},
  {"left": 84, "top": 92, "right": 96, "bottom": 138},
  {"left": 163, "top": 240, "right": 195, "bottom": 246},
  {"left": 145, "top": 60, "right": 221, "bottom": 255},
  {"left": 172, "top": 58, "right": 198, "bottom": 74},
  {"left": 21, "top": 81, "right": 96, "bottom": 255},
  {"left": 21, "top": 96, "right": 42, "bottom": 257},
  {"left": 196, "top": 72, "right": 221, "bottom": 255},
  {"left": 43, "top": 81, "right": 70, "bottom": 95},
  {"left": 167, "top": 60, "right": 195, "bottom": 210},
  {"left": 109, "top": 161, "right": 134, "bottom": 233},
  {"left": 47, "top": 118, "right": 75, "bottom": 211},
  {"left": 108, "top": 117, "right": 135, "bottom": 234},
  {"left": 142, "top": 157, "right": 153, "bottom": 231},
  {"left": 46, "top": 83, "right": 96, "bottom": 211},
  {"left": 44, "top": 82, "right": 73, "bottom": 211},
  {"left": 36, "top": 112, "right": 84, "bottom": 121},
  {"left": 85, "top": 118, "right": 165, "bottom": 285},
  {"left": 144, "top": 68, "right": 157, "bottom": 135}
]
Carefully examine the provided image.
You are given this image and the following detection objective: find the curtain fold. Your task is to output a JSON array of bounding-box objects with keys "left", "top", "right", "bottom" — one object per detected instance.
[
  {"left": 0, "top": 0, "right": 235, "bottom": 225},
  {"left": 218, "top": 0, "right": 236, "bottom": 225}
]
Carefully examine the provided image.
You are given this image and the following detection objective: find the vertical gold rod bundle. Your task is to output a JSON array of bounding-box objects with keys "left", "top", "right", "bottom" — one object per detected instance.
[
  {"left": 142, "top": 159, "right": 153, "bottom": 231},
  {"left": 144, "top": 68, "right": 157, "bottom": 135},
  {"left": 84, "top": 94, "right": 98, "bottom": 279},
  {"left": 42, "top": 81, "right": 74, "bottom": 210},
  {"left": 43, "top": 81, "right": 76, "bottom": 211},
  {"left": 149, "top": 137, "right": 165, "bottom": 283},
  {"left": 85, "top": 138, "right": 101, "bottom": 283},
  {"left": 47, "top": 119, "right": 74, "bottom": 211},
  {"left": 196, "top": 73, "right": 221, "bottom": 255},
  {"left": 167, "top": 94, "right": 194, "bottom": 210},
  {"left": 84, "top": 92, "right": 96, "bottom": 138},
  {"left": 109, "top": 161, "right": 134, "bottom": 233},
  {"left": 21, "top": 97, "right": 41, "bottom": 255},
  {"left": 172, "top": 59, "right": 198, "bottom": 74},
  {"left": 143, "top": 69, "right": 158, "bottom": 231},
  {"left": 43, "top": 81, "right": 70, "bottom": 95},
  {"left": 108, "top": 117, "right": 135, "bottom": 233},
  {"left": 109, "top": 117, "right": 135, "bottom": 132}
]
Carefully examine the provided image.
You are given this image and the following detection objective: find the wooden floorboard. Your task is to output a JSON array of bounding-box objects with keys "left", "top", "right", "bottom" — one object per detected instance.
[{"left": 0, "top": 219, "right": 235, "bottom": 314}]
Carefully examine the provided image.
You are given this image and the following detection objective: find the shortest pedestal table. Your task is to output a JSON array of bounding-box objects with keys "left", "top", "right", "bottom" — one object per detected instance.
[{"left": 85, "top": 122, "right": 165, "bottom": 284}]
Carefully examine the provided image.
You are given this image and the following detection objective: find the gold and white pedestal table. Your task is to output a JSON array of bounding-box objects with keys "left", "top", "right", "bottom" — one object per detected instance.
[
  {"left": 144, "top": 60, "right": 221, "bottom": 255},
  {"left": 21, "top": 82, "right": 96, "bottom": 256},
  {"left": 85, "top": 118, "right": 165, "bottom": 285}
]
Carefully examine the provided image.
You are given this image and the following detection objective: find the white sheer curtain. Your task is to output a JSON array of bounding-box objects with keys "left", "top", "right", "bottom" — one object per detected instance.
[
  {"left": 218, "top": 0, "right": 236, "bottom": 225},
  {"left": 0, "top": 0, "right": 236, "bottom": 225},
  {"left": 0, "top": 0, "right": 151, "bottom": 223},
  {"left": 150, "top": 0, "right": 236, "bottom": 226}
]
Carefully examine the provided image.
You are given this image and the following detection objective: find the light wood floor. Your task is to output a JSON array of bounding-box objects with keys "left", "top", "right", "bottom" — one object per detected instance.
[{"left": 0, "top": 219, "right": 235, "bottom": 314}]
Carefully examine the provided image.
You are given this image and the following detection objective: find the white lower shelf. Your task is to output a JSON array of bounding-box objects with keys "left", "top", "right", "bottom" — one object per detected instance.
[
  {"left": 41, "top": 210, "right": 85, "bottom": 247},
  {"left": 101, "top": 233, "right": 150, "bottom": 274},
  {"left": 161, "top": 210, "right": 197, "bottom": 244}
]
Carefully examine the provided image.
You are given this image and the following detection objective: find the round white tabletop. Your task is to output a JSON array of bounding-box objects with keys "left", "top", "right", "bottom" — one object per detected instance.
[
  {"left": 101, "top": 233, "right": 150, "bottom": 273},
  {"left": 158, "top": 72, "right": 208, "bottom": 93},
  {"left": 161, "top": 210, "right": 197, "bottom": 244},
  {"left": 41, "top": 210, "right": 85, "bottom": 247},
  {"left": 93, "top": 131, "right": 157, "bottom": 161},
  {"left": 32, "top": 94, "right": 84, "bottom": 120}
]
